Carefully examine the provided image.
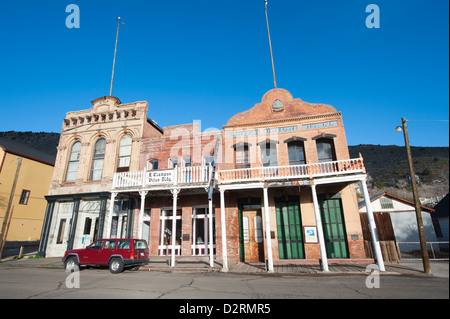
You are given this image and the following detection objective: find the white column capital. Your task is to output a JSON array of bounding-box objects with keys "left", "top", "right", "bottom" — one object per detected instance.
[
  {"left": 139, "top": 190, "right": 149, "bottom": 198},
  {"left": 170, "top": 188, "right": 180, "bottom": 198}
]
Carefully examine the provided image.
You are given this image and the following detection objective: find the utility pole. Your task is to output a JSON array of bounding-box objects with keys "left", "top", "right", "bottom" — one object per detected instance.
[
  {"left": 0, "top": 157, "right": 22, "bottom": 259},
  {"left": 400, "top": 117, "right": 432, "bottom": 275}
]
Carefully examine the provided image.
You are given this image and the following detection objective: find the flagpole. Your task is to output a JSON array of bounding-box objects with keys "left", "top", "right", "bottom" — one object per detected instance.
[
  {"left": 265, "top": 0, "right": 277, "bottom": 89},
  {"left": 110, "top": 17, "right": 122, "bottom": 96}
]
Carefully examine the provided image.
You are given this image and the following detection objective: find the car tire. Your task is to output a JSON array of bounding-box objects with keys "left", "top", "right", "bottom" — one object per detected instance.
[
  {"left": 109, "top": 258, "right": 124, "bottom": 274},
  {"left": 65, "top": 256, "right": 79, "bottom": 273}
]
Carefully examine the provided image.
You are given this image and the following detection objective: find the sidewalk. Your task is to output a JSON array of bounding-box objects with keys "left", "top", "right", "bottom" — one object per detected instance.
[{"left": 1, "top": 254, "right": 447, "bottom": 277}]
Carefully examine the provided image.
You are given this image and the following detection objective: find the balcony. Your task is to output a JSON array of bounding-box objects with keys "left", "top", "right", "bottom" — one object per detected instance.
[
  {"left": 217, "top": 156, "right": 366, "bottom": 184},
  {"left": 113, "top": 156, "right": 366, "bottom": 190},
  {"left": 113, "top": 165, "right": 213, "bottom": 189}
]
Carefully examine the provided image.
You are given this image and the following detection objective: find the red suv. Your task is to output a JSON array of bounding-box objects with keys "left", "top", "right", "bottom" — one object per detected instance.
[{"left": 63, "top": 239, "right": 149, "bottom": 274}]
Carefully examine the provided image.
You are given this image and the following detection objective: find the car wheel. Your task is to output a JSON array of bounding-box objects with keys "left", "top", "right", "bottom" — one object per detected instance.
[
  {"left": 65, "top": 256, "right": 79, "bottom": 273},
  {"left": 109, "top": 258, "right": 124, "bottom": 274}
]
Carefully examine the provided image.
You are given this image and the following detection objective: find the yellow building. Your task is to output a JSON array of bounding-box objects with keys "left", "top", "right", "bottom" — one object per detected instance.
[{"left": 0, "top": 138, "right": 55, "bottom": 254}]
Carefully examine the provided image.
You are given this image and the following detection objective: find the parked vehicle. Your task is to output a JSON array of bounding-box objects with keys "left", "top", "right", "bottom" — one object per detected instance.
[{"left": 62, "top": 239, "right": 149, "bottom": 274}]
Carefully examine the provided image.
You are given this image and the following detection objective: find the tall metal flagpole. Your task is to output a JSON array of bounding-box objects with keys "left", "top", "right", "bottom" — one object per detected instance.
[
  {"left": 110, "top": 17, "right": 123, "bottom": 96},
  {"left": 265, "top": 0, "right": 277, "bottom": 88}
]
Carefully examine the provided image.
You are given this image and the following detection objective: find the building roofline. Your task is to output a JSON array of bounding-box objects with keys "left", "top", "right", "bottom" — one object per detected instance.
[{"left": 358, "top": 192, "right": 435, "bottom": 212}]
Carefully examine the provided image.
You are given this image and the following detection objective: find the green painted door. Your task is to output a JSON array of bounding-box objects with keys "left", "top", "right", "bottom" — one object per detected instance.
[
  {"left": 319, "top": 198, "right": 349, "bottom": 258},
  {"left": 275, "top": 198, "right": 304, "bottom": 259}
]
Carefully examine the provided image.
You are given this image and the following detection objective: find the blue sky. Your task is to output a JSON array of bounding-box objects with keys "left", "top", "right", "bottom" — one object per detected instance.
[{"left": 0, "top": 0, "right": 448, "bottom": 147}]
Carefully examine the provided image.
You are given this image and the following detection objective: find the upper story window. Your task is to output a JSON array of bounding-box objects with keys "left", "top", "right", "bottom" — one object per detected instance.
[
  {"left": 182, "top": 156, "right": 191, "bottom": 167},
  {"left": 260, "top": 141, "right": 278, "bottom": 167},
  {"left": 91, "top": 138, "right": 106, "bottom": 181},
  {"left": 203, "top": 155, "right": 214, "bottom": 166},
  {"left": 234, "top": 143, "right": 250, "bottom": 169},
  {"left": 168, "top": 156, "right": 179, "bottom": 168},
  {"left": 117, "top": 135, "right": 132, "bottom": 172},
  {"left": 147, "top": 159, "right": 159, "bottom": 170},
  {"left": 65, "top": 141, "right": 81, "bottom": 182},
  {"left": 316, "top": 138, "right": 336, "bottom": 163},
  {"left": 288, "top": 141, "right": 306, "bottom": 166}
]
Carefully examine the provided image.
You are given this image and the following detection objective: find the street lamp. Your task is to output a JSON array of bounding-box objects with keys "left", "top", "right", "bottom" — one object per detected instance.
[{"left": 396, "top": 117, "right": 432, "bottom": 275}]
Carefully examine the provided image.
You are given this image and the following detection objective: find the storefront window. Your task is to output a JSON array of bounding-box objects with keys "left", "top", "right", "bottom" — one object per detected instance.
[
  {"left": 159, "top": 209, "right": 182, "bottom": 255},
  {"left": 192, "top": 207, "right": 215, "bottom": 256}
]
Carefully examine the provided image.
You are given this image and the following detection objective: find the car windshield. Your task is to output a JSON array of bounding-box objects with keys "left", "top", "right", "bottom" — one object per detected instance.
[{"left": 134, "top": 240, "right": 148, "bottom": 250}]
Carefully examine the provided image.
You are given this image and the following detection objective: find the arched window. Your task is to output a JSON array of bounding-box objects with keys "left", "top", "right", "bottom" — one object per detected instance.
[
  {"left": 65, "top": 141, "right": 81, "bottom": 182},
  {"left": 91, "top": 138, "right": 106, "bottom": 181},
  {"left": 117, "top": 135, "right": 132, "bottom": 172},
  {"left": 316, "top": 138, "right": 336, "bottom": 163}
]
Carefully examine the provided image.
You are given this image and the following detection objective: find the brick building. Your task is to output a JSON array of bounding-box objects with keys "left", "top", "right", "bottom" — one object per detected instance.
[{"left": 38, "top": 89, "right": 385, "bottom": 272}]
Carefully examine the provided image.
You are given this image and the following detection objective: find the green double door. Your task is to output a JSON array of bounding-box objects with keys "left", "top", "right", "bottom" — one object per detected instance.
[
  {"left": 319, "top": 198, "right": 349, "bottom": 258},
  {"left": 275, "top": 198, "right": 304, "bottom": 259}
]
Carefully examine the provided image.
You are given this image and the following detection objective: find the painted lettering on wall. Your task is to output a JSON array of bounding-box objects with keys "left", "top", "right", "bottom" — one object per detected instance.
[{"left": 302, "top": 121, "right": 338, "bottom": 130}]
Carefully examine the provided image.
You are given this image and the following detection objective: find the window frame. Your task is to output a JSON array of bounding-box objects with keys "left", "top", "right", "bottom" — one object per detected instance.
[
  {"left": 234, "top": 143, "right": 251, "bottom": 169},
  {"left": 315, "top": 138, "right": 337, "bottom": 163},
  {"left": 65, "top": 140, "right": 82, "bottom": 183},
  {"left": 287, "top": 141, "right": 306, "bottom": 166},
  {"left": 19, "top": 189, "right": 31, "bottom": 205},
  {"left": 117, "top": 135, "right": 132, "bottom": 172},
  {"left": 147, "top": 158, "right": 159, "bottom": 170},
  {"left": 259, "top": 141, "right": 278, "bottom": 167},
  {"left": 90, "top": 137, "right": 106, "bottom": 181}
]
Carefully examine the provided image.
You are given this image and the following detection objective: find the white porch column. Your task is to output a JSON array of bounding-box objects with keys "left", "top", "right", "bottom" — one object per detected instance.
[
  {"left": 220, "top": 188, "right": 228, "bottom": 272},
  {"left": 138, "top": 191, "right": 148, "bottom": 239},
  {"left": 311, "top": 184, "right": 329, "bottom": 272},
  {"left": 208, "top": 198, "right": 214, "bottom": 268},
  {"left": 105, "top": 192, "right": 118, "bottom": 239},
  {"left": 361, "top": 178, "right": 386, "bottom": 272},
  {"left": 170, "top": 188, "right": 180, "bottom": 267},
  {"left": 263, "top": 185, "right": 274, "bottom": 272}
]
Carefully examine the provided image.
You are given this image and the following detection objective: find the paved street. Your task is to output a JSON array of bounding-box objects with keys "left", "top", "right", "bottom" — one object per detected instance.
[{"left": 0, "top": 265, "right": 448, "bottom": 300}]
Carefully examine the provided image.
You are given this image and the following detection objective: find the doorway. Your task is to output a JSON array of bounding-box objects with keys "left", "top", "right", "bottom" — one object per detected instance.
[
  {"left": 242, "top": 210, "right": 264, "bottom": 262},
  {"left": 275, "top": 197, "right": 305, "bottom": 259},
  {"left": 319, "top": 197, "right": 349, "bottom": 258}
]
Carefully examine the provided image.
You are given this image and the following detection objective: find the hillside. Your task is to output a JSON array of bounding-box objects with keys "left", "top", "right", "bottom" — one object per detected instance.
[
  {"left": 349, "top": 145, "right": 449, "bottom": 201},
  {"left": 0, "top": 131, "right": 60, "bottom": 157},
  {"left": 0, "top": 131, "right": 448, "bottom": 202}
]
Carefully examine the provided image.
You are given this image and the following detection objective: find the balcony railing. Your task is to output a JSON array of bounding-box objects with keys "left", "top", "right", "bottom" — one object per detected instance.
[
  {"left": 113, "top": 165, "right": 213, "bottom": 189},
  {"left": 217, "top": 157, "right": 366, "bottom": 184},
  {"left": 113, "top": 156, "right": 366, "bottom": 189}
]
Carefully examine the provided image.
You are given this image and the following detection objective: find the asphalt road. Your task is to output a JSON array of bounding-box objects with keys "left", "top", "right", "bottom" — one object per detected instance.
[{"left": 0, "top": 266, "right": 448, "bottom": 301}]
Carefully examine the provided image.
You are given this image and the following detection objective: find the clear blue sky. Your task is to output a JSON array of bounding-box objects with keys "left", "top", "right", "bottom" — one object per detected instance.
[{"left": 0, "top": 0, "right": 448, "bottom": 147}]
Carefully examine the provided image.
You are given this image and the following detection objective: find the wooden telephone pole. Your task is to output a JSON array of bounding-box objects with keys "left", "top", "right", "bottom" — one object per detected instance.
[{"left": 401, "top": 118, "right": 432, "bottom": 275}]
